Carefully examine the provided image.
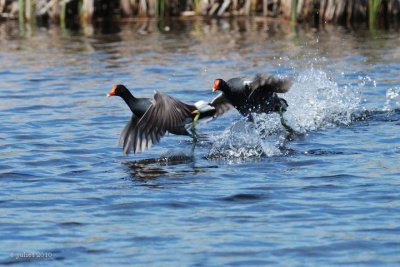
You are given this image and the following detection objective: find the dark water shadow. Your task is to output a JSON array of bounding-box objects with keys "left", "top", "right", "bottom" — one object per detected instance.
[
  {"left": 352, "top": 108, "right": 400, "bottom": 123},
  {"left": 121, "top": 151, "right": 218, "bottom": 184},
  {"left": 124, "top": 153, "right": 195, "bottom": 180}
]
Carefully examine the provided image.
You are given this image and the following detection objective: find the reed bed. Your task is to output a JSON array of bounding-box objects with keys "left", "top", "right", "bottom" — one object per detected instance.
[{"left": 0, "top": 0, "right": 399, "bottom": 28}]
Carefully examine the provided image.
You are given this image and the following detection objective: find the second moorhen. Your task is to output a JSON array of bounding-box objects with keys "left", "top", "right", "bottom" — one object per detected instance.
[{"left": 211, "top": 72, "right": 294, "bottom": 131}]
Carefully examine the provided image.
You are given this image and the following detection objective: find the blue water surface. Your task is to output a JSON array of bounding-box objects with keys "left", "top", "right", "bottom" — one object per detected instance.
[{"left": 0, "top": 19, "right": 400, "bottom": 266}]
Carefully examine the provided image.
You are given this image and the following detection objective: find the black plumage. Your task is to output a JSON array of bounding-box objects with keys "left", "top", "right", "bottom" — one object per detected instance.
[
  {"left": 108, "top": 84, "right": 213, "bottom": 154},
  {"left": 211, "top": 73, "right": 292, "bottom": 120}
]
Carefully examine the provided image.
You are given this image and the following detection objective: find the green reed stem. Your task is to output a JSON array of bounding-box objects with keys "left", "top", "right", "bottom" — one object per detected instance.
[
  {"left": 369, "top": 0, "right": 381, "bottom": 29},
  {"left": 291, "top": 0, "right": 298, "bottom": 23},
  {"left": 158, "top": 0, "right": 165, "bottom": 17},
  {"left": 194, "top": 0, "right": 200, "bottom": 15},
  {"left": 61, "top": 0, "right": 67, "bottom": 29}
]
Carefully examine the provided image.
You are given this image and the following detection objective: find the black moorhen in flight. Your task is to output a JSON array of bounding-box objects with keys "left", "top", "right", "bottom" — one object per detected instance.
[
  {"left": 211, "top": 73, "right": 294, "bottom": 131},
  {"left": 108, "top": 84, "right": 215, "bottom": 154}
]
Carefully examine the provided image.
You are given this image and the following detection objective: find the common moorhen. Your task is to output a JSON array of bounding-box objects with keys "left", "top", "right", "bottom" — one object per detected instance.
[
  {"left": 108, "top": 84, "right": 215, "bottom": 154},
  {"left": 211, "top": 73, "right": 294, "bottom": 131}
]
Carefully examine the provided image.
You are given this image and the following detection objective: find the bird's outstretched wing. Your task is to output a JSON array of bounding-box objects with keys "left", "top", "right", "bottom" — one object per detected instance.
[
  {"left": 122, "top": 91, "right": 195, "bottom": 154},
  {"left": 119, "top": 115, "right": 140, "bottom": 155},
  {"left": 249, "top": 73, "right": 293, "bottom": 98},
  {"left": 209, "top": 92, "right": 233, "bottom": 117}
]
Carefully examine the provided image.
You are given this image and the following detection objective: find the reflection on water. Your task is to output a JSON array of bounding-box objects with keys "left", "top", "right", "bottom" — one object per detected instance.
[
  {"left": 1, "top": 18, "right": 400, "bottom": 266},
  {"left": 124, "top": 153, "right": 195, "bottom": 180}
]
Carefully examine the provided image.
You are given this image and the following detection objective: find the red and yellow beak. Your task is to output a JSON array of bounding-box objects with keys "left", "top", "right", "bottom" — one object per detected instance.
[
  {"left": 212, "top": 80, "right": 220, "bottom": 92},
  {"left": 107, "top": 85, "right": 117, "bottom": 97}
]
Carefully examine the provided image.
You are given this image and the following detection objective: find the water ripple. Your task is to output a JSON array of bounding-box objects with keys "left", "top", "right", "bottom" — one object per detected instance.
[{"left": 0, "top": 19, "right": 399, "bottom": 266}]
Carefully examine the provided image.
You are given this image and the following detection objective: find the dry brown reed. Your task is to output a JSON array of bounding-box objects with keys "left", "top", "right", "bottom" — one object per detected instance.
[{"left": 0, "top": 0, "right": 398, "bottom": 29}]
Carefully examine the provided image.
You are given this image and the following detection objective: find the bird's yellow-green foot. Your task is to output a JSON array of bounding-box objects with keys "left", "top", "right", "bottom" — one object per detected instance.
[{"left": 191, "top": 109, "right": 200, "bottom": 129}]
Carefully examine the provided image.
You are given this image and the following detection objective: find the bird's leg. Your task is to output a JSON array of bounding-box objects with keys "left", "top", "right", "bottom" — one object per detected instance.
[
  {"left": 247, "top": 114, "right": 255, "bottom": 123},
  {"left": 191, "top": 110, "right": 200, "bottom": 130},
  {"left": 189, "top": 110, "right": 201, "bottom": 144},
  {"left": 190, "top": 133, "right": 197, "bottom": 155},
  {"left": 188, "top": 126, "right": 200, "bottom": 157},
  {"left": 189, "top": 125, "right": 199, "bottom": 141},
  {"left": 279, "top": 107, "right": 296, "bottom": 136}
]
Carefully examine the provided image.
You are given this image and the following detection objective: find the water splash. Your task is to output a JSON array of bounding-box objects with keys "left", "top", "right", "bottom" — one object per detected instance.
[
  {"left": 358, "top": 75, "right": 377, "bottom": 89},
  {"left": 383, "top": 87, "right": 400, "bottom": 112},
  {"left": 283, "top": 69, "right": 361, "bottom": 133},
  {"left": 208, "top": 68, "right": 361, "bottom": 160},
  {"left": 208, "top": 120, "right": 282, "bottom": 160}
]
